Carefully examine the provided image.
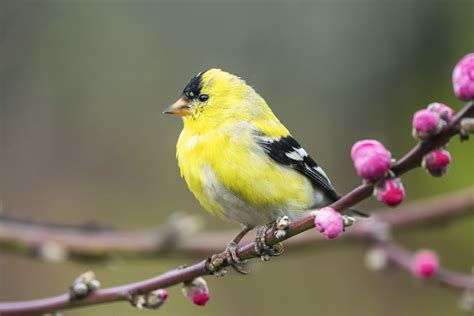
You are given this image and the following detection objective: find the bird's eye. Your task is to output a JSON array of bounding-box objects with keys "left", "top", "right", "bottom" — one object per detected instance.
[{"left": 198, "top": 94, "right": 209, "bottom": 102}]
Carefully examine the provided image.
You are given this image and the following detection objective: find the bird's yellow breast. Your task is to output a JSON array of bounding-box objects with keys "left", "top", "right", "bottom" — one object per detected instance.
[{"left": 176, "top": 121, "right": 315, "bottom": 224}]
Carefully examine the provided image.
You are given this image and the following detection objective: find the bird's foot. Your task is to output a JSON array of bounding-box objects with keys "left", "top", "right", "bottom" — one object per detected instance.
[
  {"left": 254, "top": 216, "right": 290, "bottom": 261},
  {"left": 205, "top": 242, "right": 248, "bottom": 276},
  {"left": 205, "top": 225, "right": 254, "bottom": 276},
  {"left": 224, "top": 241, "right": 248, "bottom": 275}
]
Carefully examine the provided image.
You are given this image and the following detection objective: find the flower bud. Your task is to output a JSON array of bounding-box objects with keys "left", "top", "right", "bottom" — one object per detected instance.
[
  {"left": 69, "top": 271, "right": 100, "bottom": 299},
  {"left": 274, "top": 215, "right": 290, "bottom": 239},
  {"left": 145, "top": 290, "right": 169, "bottom": 309},
  {"left": 412, "top": 109, "right": 444, "bottom": 140},
  {"left": 374, "top": 178, "right": 405, "bottom": 207},
  {"left": 427, "top": 102, "right": 455, "bottom": 123},
  {"left": 88, "top": 279, "right": 101, "bottom": 291},
  {"left": 351, "top": 140, "right": 392, "bottom": 181},
  {"left": 70, "top": 282, "right": 88, "bottom": 298},
  {"left": 130, "top": 290, "right": 168, "bottom": 310},
  {"left": 411, "top": 250, "right": 439, "bottom": 278},
  {"left": 313, "top": 207, "right": 344, "bottom": 239},
  {"left": 191, "top": 292, "right": 210, "bottom": 306},
  {"left": 182, "top": 277, "right": 210, "bottom": 306},
  {"left": 452, "top": 53, "right": 474, "bottom": 101},
  {"left": 422, "top": 149, "right": 451, "bottom": 177}
]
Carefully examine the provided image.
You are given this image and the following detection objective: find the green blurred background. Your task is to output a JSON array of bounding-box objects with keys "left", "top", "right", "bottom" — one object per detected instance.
[{"left": 0, "top": 0, "right": 473, "bottom": 315}]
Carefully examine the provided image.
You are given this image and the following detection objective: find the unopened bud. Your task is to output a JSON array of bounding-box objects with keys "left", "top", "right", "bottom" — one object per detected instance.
[
  {"left": 427, "top": 102, "right": 455, "bottom": 123},
  {"left": 69, "top": 271, "right": 100, "bottom": 299},
  {"left": 412, "top": 109, "right": 444, "bottom": 140},
  {"left": 374, "top": 178, "right": 405, "bottom": 207},
  {"left": 70, "top": 282, "right": 88, "bottom": 298},
  {"left": 351, "top": 140, "right": 392, "bottom": 181},
  {"left": 422, "top": 149, "right": 451, "bottom": 177},
  {"left": 313, "top": 207, "right": 344, "bottom": 239},
  {"left": 183, "top": 277, "right": 210, "bottom": 306},
  {"left": 452, "top": 53, "right": 474, "bottom": 101},
  {"left": 411, "top": 250, "right": 439, "bottom": 278},
  {"left": 274, "top": 215, "right": 290, "bottom": 239}
]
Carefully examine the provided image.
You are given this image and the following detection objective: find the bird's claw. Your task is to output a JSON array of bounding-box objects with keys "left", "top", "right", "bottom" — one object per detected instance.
[
  {"left": 254, "top": 222, "right": 285, "bottom": 261},
  {"left": 205, "top": 242, "right": 249, "bottom": 276},
  {"left": 225, "top": 241, "right": 249, "bottom": 275}
]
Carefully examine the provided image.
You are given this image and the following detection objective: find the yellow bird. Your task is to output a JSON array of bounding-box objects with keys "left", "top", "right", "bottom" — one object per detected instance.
[{"left": 165, "top": 69, "right": 357, "bottom": 274}]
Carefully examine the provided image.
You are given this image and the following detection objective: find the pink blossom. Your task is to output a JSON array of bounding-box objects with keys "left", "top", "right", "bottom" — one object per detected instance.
[
  {"left": 427, "top": 102, "right": 455, "bottom": 123},
  {"left": 452, "top": 53, "right": 474, "bottom": 101},
  {"left": 314, "top": 207, "right": 344, "bottom": 239},
  {"left": 422, "top": 149, "right": 451, "bottom": 177},
  {"left": 351, "top": 140, "right": 392, "bottom": 181},
  {"left": 191, "top": 291, "right": 210, "bottom": 306},
  {"left": 411, "top": 250, "right": 439, "bottom": 278},
  {"left": 374, "top": 178, "right": 405, "bottom": 207},
  {"left": 412, "top": 109, "right": 443, "bottom": 140}
]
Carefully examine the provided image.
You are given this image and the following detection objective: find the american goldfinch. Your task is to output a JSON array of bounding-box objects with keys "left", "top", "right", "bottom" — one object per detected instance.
[{"left": 165, "top": 69, "right": 359, "bottom": 274}]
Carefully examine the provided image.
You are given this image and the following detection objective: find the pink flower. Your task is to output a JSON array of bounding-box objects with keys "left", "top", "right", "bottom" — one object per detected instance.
[
  {"left": 314, "top": 207, "right": 344, "bottom": 239},
  {"left": 427, "top": 102, "right": 455, "bottom": 123},
  {"left": 422, "top": 149, "right": 451, "bottom": 177},
  {"left": 351, "top": 140, "right": 392, "bottom": 181},
  {"left": 191, "top": 291, "right": 210, "bottom": 306},
  {"left": 412, "top": 109, "right": 443, "bottom": 140},
  {"left": 182, "top": 277, "right": 210, "bottom": 306},
  {"left": 452, "top": 53, "right": 474, "bottom": 101},
  {"left": 411, "top": 250, "right": 439, "bottom": 278},
  {"left": 374, "top": 178, "right": 405, "bottom": 207}
]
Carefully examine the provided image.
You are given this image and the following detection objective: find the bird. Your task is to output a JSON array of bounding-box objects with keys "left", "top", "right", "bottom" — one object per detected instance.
[{"left": 164, "top": 69, "right": 363, "bottom": 274}]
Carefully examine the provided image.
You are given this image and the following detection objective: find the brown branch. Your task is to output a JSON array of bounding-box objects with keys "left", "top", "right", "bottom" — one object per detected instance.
[
  {"left": 279, "top": 187, "right": 474, "bottom": 252},
  {"left": 378, "top": 240, "right": 474, "bottom": 291},
  {"left": 0, "top": 212, "right": 200, "bottom": 260},
  {"left": 0, "top": 101, "right": 472, "bottom": 315},
  {"left": 0, "top": 188, "right": 472, "bottom": 260}
]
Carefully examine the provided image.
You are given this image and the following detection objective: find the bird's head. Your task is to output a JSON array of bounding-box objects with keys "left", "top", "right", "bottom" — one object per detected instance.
[{"left": 164, "top": 69, "right": 266, "bottom": 124}]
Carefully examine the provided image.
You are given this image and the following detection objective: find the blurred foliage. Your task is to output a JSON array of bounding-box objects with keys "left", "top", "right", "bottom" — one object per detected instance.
[{"left": 0, "top": 1, "right": 473, "bottom": 315}]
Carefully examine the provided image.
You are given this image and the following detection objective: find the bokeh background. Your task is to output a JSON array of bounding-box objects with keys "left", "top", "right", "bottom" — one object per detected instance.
[{"left": 1, "top": 0, "right": 473, "bottom": 315}]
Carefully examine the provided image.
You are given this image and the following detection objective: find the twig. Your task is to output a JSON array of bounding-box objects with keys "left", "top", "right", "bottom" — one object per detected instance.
[
  {"left": 0, "top": 212, "right": 200, "bottom": 260},
  {"left": 0, "top": 101, "right": 472, "bottom": 315},
  {"left": 378, "top": 240, "right": 474, "bottom": 291},
  {"left": 1, "top": 188, "right": 472, "bottom": 259}
]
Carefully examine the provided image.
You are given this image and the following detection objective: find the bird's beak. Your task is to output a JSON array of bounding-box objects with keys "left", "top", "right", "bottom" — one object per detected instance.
[{"left": 163, "top": 98, "right": 191, "bottom": 116}]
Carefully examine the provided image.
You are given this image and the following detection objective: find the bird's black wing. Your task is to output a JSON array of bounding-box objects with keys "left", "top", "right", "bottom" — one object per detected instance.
[{"left": 255, "top": 133, "right": 340, "bottom": 202}]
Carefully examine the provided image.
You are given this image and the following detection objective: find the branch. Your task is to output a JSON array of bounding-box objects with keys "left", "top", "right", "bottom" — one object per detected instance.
[
  {"left": 0, "top": 188, "right": 472, "bottom": 260},
  {"left": 0, "top": 212, "right": 201, "bottom": 260},
  {"left": 0, "top": 196, "right": 472, "bottom": 316},
  {"left": 0, "top": 101, "right": 472, "bottom": 315},
  {"left": 377, "top": 240, "right": 474, "bottom": 291}
]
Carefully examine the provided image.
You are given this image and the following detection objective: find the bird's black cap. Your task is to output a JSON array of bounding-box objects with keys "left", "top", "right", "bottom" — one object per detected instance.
[{"left": 182, "top": 70, "right": 208, "bottom": 100}]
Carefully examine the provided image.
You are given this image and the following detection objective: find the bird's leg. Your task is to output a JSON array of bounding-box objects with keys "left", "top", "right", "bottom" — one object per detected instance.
[
  {"left": 224, "top": 225, "right": 254, "bottom": 275},
  {"left": 254, "top": 216, "right": 289, "bottom": 261},
  {"left": 207, "top": 225, "right": 253, "bottom": 276}
]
